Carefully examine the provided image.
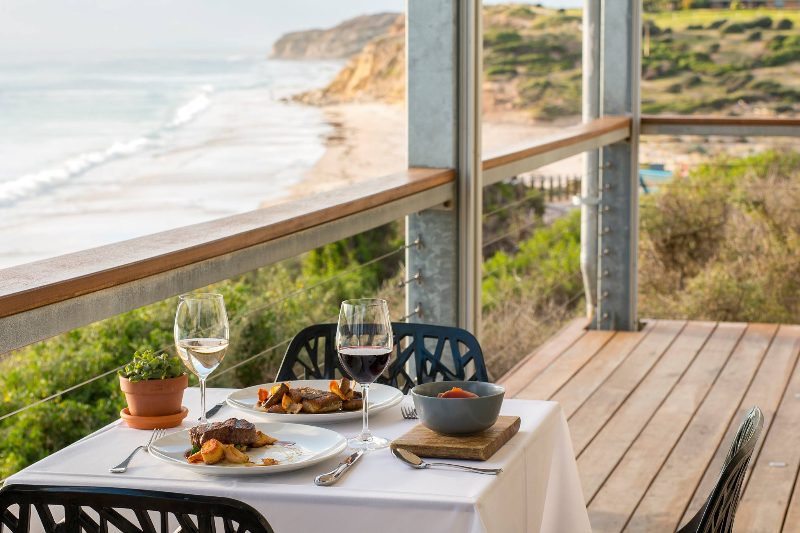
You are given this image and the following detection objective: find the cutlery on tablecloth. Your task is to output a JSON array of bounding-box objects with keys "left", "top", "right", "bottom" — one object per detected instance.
[
  {"left": 401, "top": 406, "right": 418, "bottom": 419},
  {"left": 314, "top": 450, "right": 365, "bottom": 486},
  {"left": 200, "top": 401, "right": 226, "bottom": 421},
  {"left": 391, "top": 447, "right": 502, "bottom": 475},
  {"left": 110, "top": 428, "right": 164, "bottom": 473}
]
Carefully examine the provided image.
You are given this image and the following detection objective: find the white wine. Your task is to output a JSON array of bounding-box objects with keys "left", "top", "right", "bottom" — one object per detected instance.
[{"left": 177, "top": 337, "right": 229, "bottom": 378}]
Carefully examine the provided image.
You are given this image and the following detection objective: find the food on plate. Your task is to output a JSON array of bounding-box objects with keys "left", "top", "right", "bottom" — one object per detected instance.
[
  {"left": 256, "top": 383, "right": 289, "bottom": 410},
  {"left": 189, "top": 418, "right": 257, "bottom": 447},
  {"left": 330, "top": 377, "right": 353, "bottom": 400},
  {"left": 287, "top": 387, "right": 342, "bottom": 413},
  {"left": 253, "top": 430, "right": 278, "bottom": 447},
  {"left": 184, "top": 418, "right": 279, "bottom": 466},
  {"left": 254, "top": 379, "right": 364, "bottom": 414},
  {"left": 342, "top": 395, "right": 363, "bottom": 411},
  {"left": 200, "top": 439, "right": 225, "bottom": 464},
  {"left": 261, "top": 458, "right": 279, "bottom": 466},
  {"left": 223, "top": 444, "right": 250, "bottom": 464},
  {"left": 437, "top": 387, "right": 479, "bottom": 399}
]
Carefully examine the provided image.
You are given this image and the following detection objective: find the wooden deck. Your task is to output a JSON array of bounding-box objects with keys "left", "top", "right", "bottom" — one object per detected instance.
[{"left": 498, "top": 318, "right": 800, "bottom": 533}]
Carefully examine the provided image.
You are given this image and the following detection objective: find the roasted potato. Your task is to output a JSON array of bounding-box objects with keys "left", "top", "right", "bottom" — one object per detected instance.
[
  {"left": 223, "top": 444, "right": 249, "bottom": 464},
  {"left": 330, "top": 378, "right": 354, "bottom": 401},
  {"left": 258, "top": 388, "right": 270, "bottom": 403},
  {"left": 260, "top": 458, "right": 279, "bottom": 466},
  {"left": 282, "top": 394, "right": 303, "bottom": 414},
  {"left": 330, "top": 380, "right": 348, "bottom": 401},
  {"left": 187, "top": 451, "right": 204, "bottom": 464},
  {"left": 253, "top": 430, "right": 278, "bottom": 448},
  {"left": 200, "top": 439, "right": 225, "bottom": 465}
]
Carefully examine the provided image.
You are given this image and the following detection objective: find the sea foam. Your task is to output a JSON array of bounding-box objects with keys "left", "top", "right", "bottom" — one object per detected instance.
[{"left": 0, "top": 85, "right": 215, "bottom": 207}]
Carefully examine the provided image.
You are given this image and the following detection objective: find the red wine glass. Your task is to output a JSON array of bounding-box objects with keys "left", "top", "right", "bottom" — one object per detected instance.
[{"left": 336, "top": 299, "right": 393, "bottom": 450}]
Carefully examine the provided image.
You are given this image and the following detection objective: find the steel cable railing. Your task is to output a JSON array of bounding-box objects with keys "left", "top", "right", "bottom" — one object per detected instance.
[
  {"left": 0, "top": 243, "right": 411, "bottom": 423},
  {"left": 483, "top": 287, "right": 585, "bottom": 368}
]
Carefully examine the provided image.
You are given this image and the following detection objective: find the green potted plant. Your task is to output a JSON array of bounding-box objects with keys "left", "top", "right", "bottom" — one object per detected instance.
[{"left": 118, "top": 350, "right": 188, "bottom": 417}]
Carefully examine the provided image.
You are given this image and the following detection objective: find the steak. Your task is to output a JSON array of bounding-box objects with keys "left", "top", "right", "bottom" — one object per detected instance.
[
  {"left": 286, "top": 387, "right": 342, "bottom": 413},
  {"left": 189, "top": 418, "right": 256, "bottom": 447}
]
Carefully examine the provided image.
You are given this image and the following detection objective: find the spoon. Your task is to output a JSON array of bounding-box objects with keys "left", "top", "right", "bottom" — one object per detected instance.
[{"left": 391, "top": 448, "right": 502, "bottom": 475}]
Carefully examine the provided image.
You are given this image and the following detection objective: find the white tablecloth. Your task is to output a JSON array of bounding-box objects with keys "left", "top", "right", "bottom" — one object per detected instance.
[{"left": 7, "top": 388, "right": 591, "bottom": 533}]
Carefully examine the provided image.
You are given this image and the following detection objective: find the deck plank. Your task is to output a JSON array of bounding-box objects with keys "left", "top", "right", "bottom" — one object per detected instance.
[
  {"left": 515, "top": 329, "right": 616, "bottom": 400},
  {"left": 678, "top": 324, "right": 800, "bottom": 530},
  {"left": 623, "top": 323, "right": 777, "bottom": 532},
  {"left": 500, "top": 317, "right": 588, "bottom": 398},
  {"left": 576, "top": 321, "right": 717, "bottom": 501},
  {"left": 586, "top": 322, "right": 746, "bottom": 533},
  {"left": 552, "top": 321, "right": 656, "bottom": 418},
  {"left": 568, "top": 320, "right": 686, "bottom": 455},
  {"left": 733, "top": 325, "right": 800, "bottom": 533}
]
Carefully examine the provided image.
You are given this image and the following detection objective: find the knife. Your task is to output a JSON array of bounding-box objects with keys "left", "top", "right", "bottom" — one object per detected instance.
[
  {"left": 314, "top": 450, "right": 365, "bottom": 486},
  {"left": 200, "top": 401, "right": 225, "bottom": 421}
]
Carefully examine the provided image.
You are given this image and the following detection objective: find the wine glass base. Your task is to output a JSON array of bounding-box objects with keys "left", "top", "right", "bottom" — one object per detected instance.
[{"left": 348, "top": 435, "right": 390, "bottom": 450}]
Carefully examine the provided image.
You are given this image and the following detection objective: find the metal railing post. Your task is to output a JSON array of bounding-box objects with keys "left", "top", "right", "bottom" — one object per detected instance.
[
  {"left": 581, "top": 0, "right": 601, "bottom": 321},
  {"left": 406, "top": 0, "right": 482, "bottom": 338},
  {"left": 596, "top": 0, "right": 641, "bottom": 331}
]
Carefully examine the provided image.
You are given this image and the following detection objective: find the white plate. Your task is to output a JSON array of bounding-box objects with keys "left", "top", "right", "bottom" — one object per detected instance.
[
  {"left": 226, "top": 379, "right": 403, "bottom": 424},
  {"left": 149, "top": 422, "right": 347, "bottom": 476}
]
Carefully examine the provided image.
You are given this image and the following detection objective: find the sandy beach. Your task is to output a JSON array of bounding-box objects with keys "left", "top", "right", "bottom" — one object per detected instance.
[{"left": 275, "top": 103, "right": 585, "bottom": 207}]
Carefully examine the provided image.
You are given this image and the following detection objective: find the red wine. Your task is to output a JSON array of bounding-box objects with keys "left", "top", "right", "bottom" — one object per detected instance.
[{"left": 338, "top": 346, "right": 392, "bottom": 384}]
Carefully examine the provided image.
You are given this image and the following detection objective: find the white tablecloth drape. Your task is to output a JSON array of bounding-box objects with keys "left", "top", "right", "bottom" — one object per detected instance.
[{"left": 7, "top": 388, "right": 591, "bottom": 533}]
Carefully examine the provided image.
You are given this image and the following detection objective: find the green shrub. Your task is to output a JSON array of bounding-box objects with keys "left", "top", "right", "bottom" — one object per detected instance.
[
  {"left": 722, "top": 23, "right": 745, "bottom": 34},
  {"left": 686, "top": 24, "right": 704, "bottom": 30},
  {"left": 486, "top": 65, "right": 517, "bottom": 78},
  {"left": 742, "top": 16, "right": 772, "bottom": 29},
  {"left": 708, "top": 19, "right": 728, "bottom": 30},
  {"left": 484, "top": 29, "right": 522, "bottom": 47},
  {"left": 508, "top": 6, "right": 536, "bottom": 19},
  {"left": 747, "top": 31, "right": 761, "bottom": 41},
  {"left": 776, "top": 19, "right": 793, "bottom": 30}
]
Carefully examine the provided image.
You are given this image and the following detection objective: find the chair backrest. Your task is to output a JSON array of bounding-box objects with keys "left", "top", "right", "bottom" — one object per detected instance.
[
  {"left": 276, "top": 322, "right": 488, "bottom": 393},
  {"left": 0, "top": 484, "right": 274, "bottom": 533},
  {"left": 681, "top": 406, "right": 764, "bottom": 533}
]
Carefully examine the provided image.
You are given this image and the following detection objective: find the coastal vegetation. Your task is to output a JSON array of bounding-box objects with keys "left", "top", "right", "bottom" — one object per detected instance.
[{"left": 298, "top": 6, "right": 800, "bottom": 120}]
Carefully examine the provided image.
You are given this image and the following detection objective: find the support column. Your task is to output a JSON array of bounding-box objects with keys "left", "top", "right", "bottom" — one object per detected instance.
[
  {"left": 406, "top": 0, "right": 482, "bottom": 337},
  {"left": 596, "top": 0, "right": 641, "bottom": 331},
  {"left": 581, "top": 0, "right": 601, "bottom": 320}
]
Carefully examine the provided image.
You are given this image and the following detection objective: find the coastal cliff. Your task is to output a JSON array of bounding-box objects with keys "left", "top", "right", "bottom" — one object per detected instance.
[
  {"left": 271, "top": 13, "right": 400, "bottom": 60},
  {"left": 295, "top": 15, "right": 405, "bottom": 105}
]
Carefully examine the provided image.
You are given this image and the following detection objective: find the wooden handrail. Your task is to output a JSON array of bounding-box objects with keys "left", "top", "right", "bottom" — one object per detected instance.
[
  {"left": 641, "top": 115, "right": 800, "bottom": 127},
  {"left": 482, "top": 116, "right": 631, "bottom": 171},
  {"left": 0, "top": 167, "right": 454, "bottom": 319}
]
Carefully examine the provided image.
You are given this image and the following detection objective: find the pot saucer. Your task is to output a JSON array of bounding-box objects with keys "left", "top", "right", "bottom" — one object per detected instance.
[{"left": 120, "top": 406, "right": 189, "bottom": 430}]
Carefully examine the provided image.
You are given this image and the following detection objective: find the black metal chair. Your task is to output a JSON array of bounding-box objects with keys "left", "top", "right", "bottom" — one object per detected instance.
[
  {"left": 276, "top": 322, "right": 489, "bottom": 393},
  {"left": 0, "top": 485, "right": 275, "bottom": 533},
  {"left": 678, "top": 406, "right": 764, "bottom": 533}
]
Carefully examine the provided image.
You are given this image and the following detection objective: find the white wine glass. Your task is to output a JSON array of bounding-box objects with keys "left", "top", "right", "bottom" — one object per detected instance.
[
  {"left": 174, "top": 293, "right": 229, "bottom": 425},
  {"left": 336, "top": 298, "right": 393, "bottom": 450}
]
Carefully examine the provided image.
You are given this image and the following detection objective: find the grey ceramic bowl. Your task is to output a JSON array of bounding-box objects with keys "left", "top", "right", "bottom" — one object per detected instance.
[{"left": 411, "top": 381, "right": 505, "bottom": 436}]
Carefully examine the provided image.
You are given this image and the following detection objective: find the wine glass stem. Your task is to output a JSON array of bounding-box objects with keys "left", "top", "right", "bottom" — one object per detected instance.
[
  {"left": 199, "top": 376, "right": 208, "bottom": 425},
  {"left": 359, "top": 383, "right": 371, "bottom": 441}
]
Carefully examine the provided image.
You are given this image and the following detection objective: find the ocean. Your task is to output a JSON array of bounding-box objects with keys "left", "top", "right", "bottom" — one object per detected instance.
[{"left": 0, "top": 52, "right": 343, "bottom": 269}]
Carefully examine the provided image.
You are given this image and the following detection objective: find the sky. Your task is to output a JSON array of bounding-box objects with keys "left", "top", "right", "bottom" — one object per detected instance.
[{"left": 1, "top": 0, "right": 580, "bottom": 56}]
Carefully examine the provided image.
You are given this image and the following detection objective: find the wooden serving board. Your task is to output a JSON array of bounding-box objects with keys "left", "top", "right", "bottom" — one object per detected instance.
[{"left": 390, "top": 416, "right": 521, "bottom": 461}]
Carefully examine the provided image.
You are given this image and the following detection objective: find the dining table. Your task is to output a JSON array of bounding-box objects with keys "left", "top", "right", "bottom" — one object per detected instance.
[{"left": 6, "top": 387, "right": 592, "bottom": 533}]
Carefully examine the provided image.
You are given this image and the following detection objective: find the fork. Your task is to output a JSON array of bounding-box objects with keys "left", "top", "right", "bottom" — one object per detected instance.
[
  {"left": 110, "top": 428, "right": 164, "bottom": 473},
  {"left": 401, "top": 406, "right": 418, "bottom": 420}
]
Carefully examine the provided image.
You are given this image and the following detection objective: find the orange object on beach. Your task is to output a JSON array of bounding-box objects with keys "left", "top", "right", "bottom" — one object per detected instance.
[{"left": 438, "top": 387, "right": 479, "bottom": 399}]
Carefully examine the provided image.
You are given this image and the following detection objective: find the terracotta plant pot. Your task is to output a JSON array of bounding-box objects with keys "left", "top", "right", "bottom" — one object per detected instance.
[{"left": 119, "top": 373, "right": 188, "bottom": 417}]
